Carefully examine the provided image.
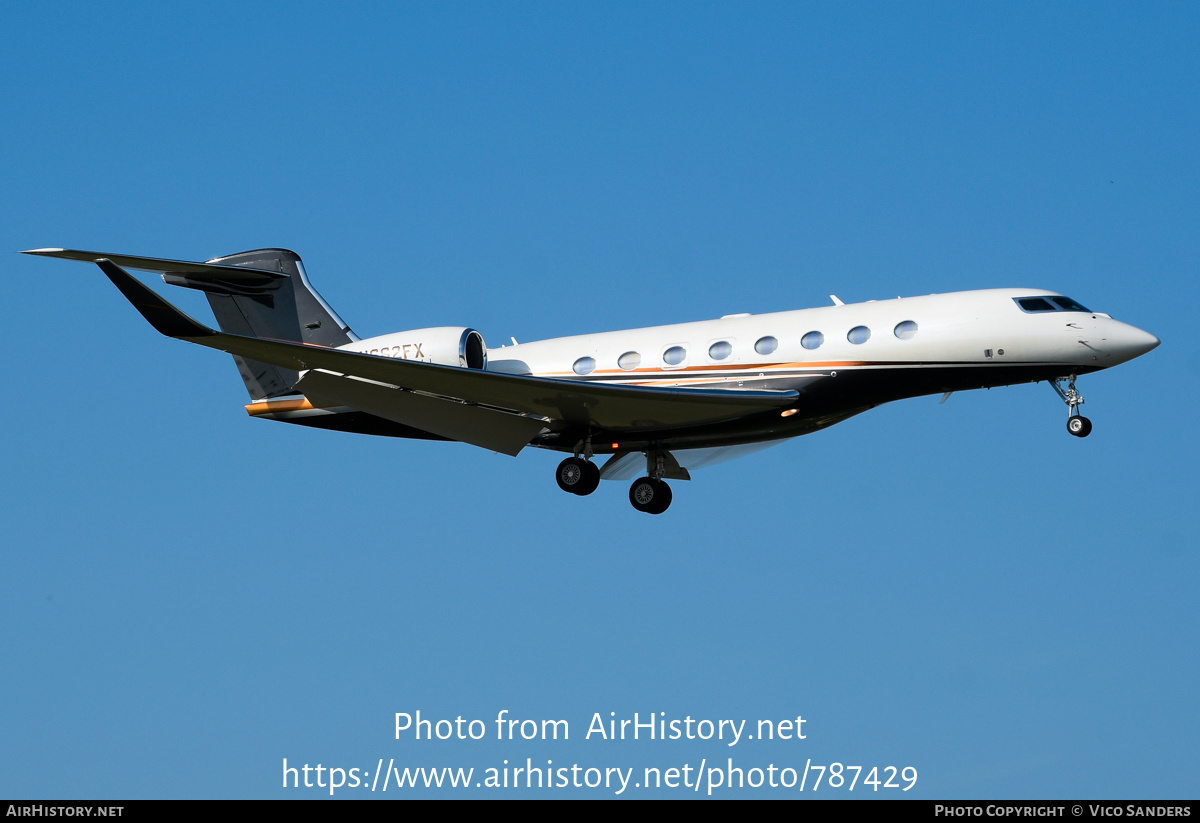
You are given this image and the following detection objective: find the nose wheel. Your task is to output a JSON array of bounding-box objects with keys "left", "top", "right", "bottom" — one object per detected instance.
[
  {"left": 1067, "top": 415, "right": 1092, "bottom": 437},
  {"left": 1052, "top": 375, "right": 1093, "bottom": 438}
]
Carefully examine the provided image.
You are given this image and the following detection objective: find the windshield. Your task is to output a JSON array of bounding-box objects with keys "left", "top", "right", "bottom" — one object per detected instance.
[{"left": 1015, "top": 296, "right": 1092, "bottom": 314}]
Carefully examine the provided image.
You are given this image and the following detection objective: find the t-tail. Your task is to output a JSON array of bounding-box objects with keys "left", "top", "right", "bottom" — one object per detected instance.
[
  {"left": 24, "top": 247, "right": 358, "bottom": 400},
  {"left": 165, "top": 249, "right": 358, "bottom": 399}
]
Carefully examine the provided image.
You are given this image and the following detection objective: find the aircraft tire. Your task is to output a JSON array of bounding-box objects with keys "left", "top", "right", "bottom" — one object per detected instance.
[
  {"left": 647, "top": 480, "right": 672, "bottom": 514},
  {"left": 629, "top": 477, "right": 671, "bottom": 514},
  {"left": 557, "top": 457, "right": 600, "bottom": 495},
  {"left": 575, "top": 460, "right": 601, "bottom": 496},
  {"left": 556, "top": 457, "right": 589, "bottom": 493},
  {"left": 1067, "top": 416, "right": 1093, "bottom": 437}
]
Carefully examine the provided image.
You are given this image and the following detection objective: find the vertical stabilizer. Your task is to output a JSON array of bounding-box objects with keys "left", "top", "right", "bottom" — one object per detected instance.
[{"left": 162, "top": 249, "right": 358, "bottom": 400}]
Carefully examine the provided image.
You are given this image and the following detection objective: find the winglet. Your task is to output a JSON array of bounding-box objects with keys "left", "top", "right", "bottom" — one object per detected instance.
[{"left": 94, "top": 259, "right": 216, "bottom": 339}]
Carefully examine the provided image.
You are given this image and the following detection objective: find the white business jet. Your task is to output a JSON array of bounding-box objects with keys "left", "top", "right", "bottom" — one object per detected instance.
[{"left": 23, "top": 248, "right": 1159, "bottom": 514}]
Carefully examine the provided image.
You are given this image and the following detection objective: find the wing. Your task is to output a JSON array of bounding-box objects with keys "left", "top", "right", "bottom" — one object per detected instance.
[{"left": 55, "top": 256, "right": 799, "bottom": 455}]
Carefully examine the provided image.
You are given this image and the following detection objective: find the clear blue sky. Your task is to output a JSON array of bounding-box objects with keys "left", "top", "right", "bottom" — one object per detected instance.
[{"left": 1, "top": 2, "right": 1196, "bottom": 798}]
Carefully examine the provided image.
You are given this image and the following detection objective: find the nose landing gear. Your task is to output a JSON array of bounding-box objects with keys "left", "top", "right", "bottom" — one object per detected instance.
[
  {"left": 1066, "top": 415, "right": 1092, "bottom": 437},
  {"left": 1052, "top": 375, "right": 1092, "bottom": 437}
]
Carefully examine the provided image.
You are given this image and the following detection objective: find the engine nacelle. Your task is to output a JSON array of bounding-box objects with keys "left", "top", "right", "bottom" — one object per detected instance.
[{"left": 339, "top": 327, "right": 487, "bottom": 369}]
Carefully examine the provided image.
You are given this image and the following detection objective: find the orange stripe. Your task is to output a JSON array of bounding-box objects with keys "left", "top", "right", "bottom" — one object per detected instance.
[{"left": 245, "top": 398, "right": 316, "bottom": 416}]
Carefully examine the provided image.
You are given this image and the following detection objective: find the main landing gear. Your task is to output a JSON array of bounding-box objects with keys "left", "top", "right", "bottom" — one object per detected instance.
[
  {"left": 1052, "top": 375, "right": 1093, "bottom": 438},
  {"left": 556, "top": 456, "right": 600, "bottom": 496},
  {"left": 554, "top": 444, "right": 677, "bottom": 514},
  {"left": 628, "top": 477, "right": 672, "bottom": 515}
]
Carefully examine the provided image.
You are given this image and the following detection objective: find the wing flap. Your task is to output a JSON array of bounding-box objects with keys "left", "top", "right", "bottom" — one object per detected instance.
[
  {"left": 295, "top": 370, "right": 547, "bottom": 455},
  {"left": 220, "top": 336, "right": 796, "bottom": 430}
]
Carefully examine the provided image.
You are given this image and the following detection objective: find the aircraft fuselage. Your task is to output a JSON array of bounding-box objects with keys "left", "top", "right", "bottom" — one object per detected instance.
[{"left": 275, "top": 287, "right": 1157, "bottom": 455}]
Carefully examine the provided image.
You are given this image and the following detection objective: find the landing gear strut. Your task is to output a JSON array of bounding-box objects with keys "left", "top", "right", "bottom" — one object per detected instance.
[{"left": 1052, "top": 375, "right": 1092, "bottom": 438}]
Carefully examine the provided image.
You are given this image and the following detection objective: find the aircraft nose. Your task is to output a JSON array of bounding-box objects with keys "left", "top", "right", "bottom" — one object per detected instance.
[{"left": 1104, "top": 321, "right": 1160, "bottom": 365}]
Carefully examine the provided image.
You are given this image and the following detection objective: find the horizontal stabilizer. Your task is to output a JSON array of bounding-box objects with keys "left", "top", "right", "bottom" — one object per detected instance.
[
  {"left": 22, "top": 248, "right": 286, "bottom": 286},
  {"left": 94, "top": 259, "right": 216, "bottom": 339}
]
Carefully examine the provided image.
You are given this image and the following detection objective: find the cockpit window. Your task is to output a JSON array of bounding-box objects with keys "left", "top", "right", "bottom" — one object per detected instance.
[
  {"left": 1050, "top": 296, "right": 1091, "bottom": 312},
  {"left": 1016, "top": 296, "right": 1092, "bottom": 314}
]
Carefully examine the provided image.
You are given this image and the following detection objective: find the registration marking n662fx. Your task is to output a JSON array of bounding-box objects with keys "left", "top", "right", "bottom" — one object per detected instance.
[{"left": 359, "top": 342, "right": 426, "bottom": 359}]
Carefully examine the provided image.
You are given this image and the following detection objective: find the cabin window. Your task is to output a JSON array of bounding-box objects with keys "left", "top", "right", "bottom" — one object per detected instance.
[
  {"left": 801, "top": 331, "right": 824, "bottom": 350},
  {"left": 847, "top": 326, "right": 871, "bottom": 344},
  {"left": 662, "top": 346, "right": 687, "bottom": 366},
  {"left": 708, "top": 340, "right": 733, "bottom": 360},
  {"left": 894, "top": 320, "right": 918, "bottom": 339},
  {"left": 572, "top": 357, "right": 596, "bottom": 375},
  {"left": 754, "top": 336, "right": 778, "bottom": 355},
  {"left": 618, "top": 351, "right": 641, "bottom": 371}
]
